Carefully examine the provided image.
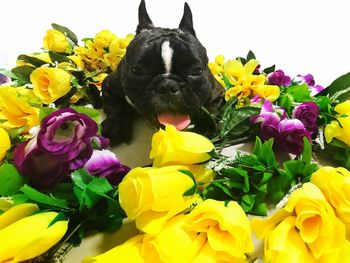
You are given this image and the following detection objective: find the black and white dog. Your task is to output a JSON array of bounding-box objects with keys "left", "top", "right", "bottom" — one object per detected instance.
[{"left": 102, "top": 0, "right": 224, "bottom": 145}]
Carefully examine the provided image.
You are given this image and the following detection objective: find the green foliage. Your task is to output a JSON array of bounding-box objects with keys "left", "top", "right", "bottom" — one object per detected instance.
[
  {"left": 11, "top": 65, "right": 35, "bottom": 84},
  {"left": 17, "top": 54, "right": 48, "bottom": 67},
  {"left": 323, "top": 72, "right": 350, "bottom": 102},
  {"left": 52, "top": 23, "right": 78, "bottom": 46},
  {"left": 0, "top": 164, "right": 24, "bottom": 196}
]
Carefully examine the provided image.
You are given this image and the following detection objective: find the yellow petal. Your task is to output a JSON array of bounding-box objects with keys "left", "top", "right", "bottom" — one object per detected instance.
[
  {"left": 0, "top": 128, "right": 11, "bottom": 161},
  {"left": 324, "top": 121, "right": 343, "bottom": 143},
  {"left": 334, "top": 100, "right": 350, "bottom": 114},
  {"left": 0, "top": 203, "right": 39, "bottom": 230}
]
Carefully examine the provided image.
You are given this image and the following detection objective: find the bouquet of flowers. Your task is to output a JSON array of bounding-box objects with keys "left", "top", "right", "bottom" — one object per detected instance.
[{"left": 0, "top": 24, "right": 349, "bottom": 263}]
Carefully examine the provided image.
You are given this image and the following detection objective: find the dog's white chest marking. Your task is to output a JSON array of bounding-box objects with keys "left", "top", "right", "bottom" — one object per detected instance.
[{"left": 161, "top": 41, "right": 173, "bottom": 74}]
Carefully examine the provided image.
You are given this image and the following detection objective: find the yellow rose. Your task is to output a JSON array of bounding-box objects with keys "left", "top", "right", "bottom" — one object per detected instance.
[
  {"left": 187, "top": 164, "right": 216, "bottom": 190},
  {"left": 119, "top": 165, "right": 198, "bottom": 234},
  {"left": 92, "top": 73, "right": 108, "bottom": 91},
  {"left": 150, "top": 125, "right": 214, "bottom": 167},
  {"left": 0, "top": 204, "right": 68, "bottom": 262},
  {"left": 30, "top": 67, "right": 72, "bottom": 104},
  {"left": 255, "top": 84, "right": 280, "bottom": 102},
  {"left": 252, "top": 183, "right": 349, "bottom": 262},
  {"left": 94, "top": 29, "right": 117, "bottom": 48},
  {"left": 43, "top": 29, "right": 70, "bottom": 53},
  {"left": 311, "top": 166, "right": 350, "bottom": 237},
  {"left": 0, "top": 87, "right": 40, "bottom": 132},
  {"left": 82, "top": 235, "right": 145, "bottom": 263},
  {"left": 325, "top": 100, "right": 350, "bottom": 146},
  {"left": 0, "top": 128, "right": 10, "bottom": 161},
  {"left": 187, "top": 199, "right": 254, "bottom": 262},
  {"left": 104, "top": 36, "right": 133, "bottom": 70}
]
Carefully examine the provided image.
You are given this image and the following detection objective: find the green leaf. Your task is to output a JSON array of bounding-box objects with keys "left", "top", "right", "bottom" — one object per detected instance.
[
  {"left": 246, "top": 50, "right": 256, "bottom": 61},
  {"left": 253, "top": 138, "right": 277, "bottom": 166},
  {"left": 20, "top": 185, "right": 69, "bottom": 209},
  {"left": 301, "top": 137, "right": 312, "bottom": 164},
  {"left": 71, "top": 106, "right": 101, "bottom": 122},
  {"left": 11, "top": 66, "right": 35, "bottom": 83},
  {"left": 278, "top": 93, "right": 294, "bottom": 113},
  {"left": 51, "top": 23, "right": 78, "bottom": 45},
  {"left": 325, "top": 72, "right": 350, "bottom": 102},
  {"left": 17, "top": 54, "right": 48, "bottom": 67},
  {"left": 39, "top": 107, "right": 57, "bottom": 121},
  {"left": 48, "top": 51, "right": 75, "bottom": 64},
  {"left": 263, "top": 65, "right": 276, "bottom": 75},
  {"left": 183, "top": 185, "right": 197, "bottom": 196},
  {"left": 48, "top": 212, "right": 67, "bottom": 227},
  {"left": 0, "top": 164, "right": 24, "bottom": 196},
  {"left": 212, "top": 181, "right": 234, "bottom": 198},
  {"left": 286, "top": 84, "right": 311, "bottom": 102},
  {"left": 179, "top": 169, "right": 196, "bottom": 182},
  {"left": 239, "top": 194, "right": 255, "bottom": 212}
]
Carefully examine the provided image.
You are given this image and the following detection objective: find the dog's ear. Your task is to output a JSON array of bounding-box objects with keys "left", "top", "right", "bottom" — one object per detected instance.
[
  {"left": 136, "top": 0, "right": 154, "bottom": 34},
  {"left": 179, "top": 2, "right": 196, "bottom": 37}
]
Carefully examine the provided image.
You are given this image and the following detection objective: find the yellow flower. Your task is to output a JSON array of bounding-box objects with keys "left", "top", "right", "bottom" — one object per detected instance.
[
  {"left": 224, "top": 59, "right": 259, "bottom": 86},
  {"left": 325, "top": 100, "right": 350, "bottom": 146},
  {"left": 150, "top": 125, "right": 214, "bottom": 167},
  {"left": 0, "top": 128, "right": 10, "bottom": 161},
  {"left": 92, "top": 73, "right": 108, "bottom": 91},
  {"left": 68, "top": 55, "right": 84, "bottom": 70},
  {"left": 311, "top": 166, "right": 350, "bottom": 237},
  {"left": 43, "top": 29, "right": 70, "bottom": 53},
  {"left": 104, "top": 34, "right": 133, "bottom": 70},
  {"left": 0, "top": 203, "right": 38, "bottom": 230},
  {"left": 252, "top": 183, "right": 349, "bottom": 262},
  {"left": 0, "top": 87, "right": 40, "bottom": 132},
  {"left": 119, "top": 165, "right": 198, "bottom": 234},
  {"left": 82, "top": 234, "right": 145, "bottom": 263},
  {"left": 255, "top": 84, "right": 280, "bottom": 102},
  {"left": 187, "top": 199, "right": 254, "bottom": 262},
  {"left": 30, "top": 67, "right": 72, "bottom": 104},
  {"left": 188, "top": 164, "right": 216, "bottom": 190},
  {"left": 94, "top": 29, "right": 117, "bottom": 48},
  {"left": 0, "top": 205, "right": 68, "bottom": 262}
]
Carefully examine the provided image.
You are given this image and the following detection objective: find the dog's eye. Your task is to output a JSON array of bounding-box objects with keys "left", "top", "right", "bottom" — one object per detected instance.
[
  {"left": 131, "top": 66, "right": 144, "bottom": 75},
  {"left": 191, "top": 67, "right": 203, "bottom": 76}
]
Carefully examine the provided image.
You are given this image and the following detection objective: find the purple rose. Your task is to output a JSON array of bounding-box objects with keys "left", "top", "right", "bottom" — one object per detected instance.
[
  {"left": 268, "top": 70, "right": 291, "bottom": 86},
  {"left": 277, "top": 119, "right": 311, "bottom": 155},
  {"left": 292, "top": 102, "right": 319, "bottom": 136},
  {"left": 83, "top": 150, "right": 130, "bottom": 185},
  {"left": 13, "top": 108, "right": 103, "bottom": 189},
  {"left": 0, "top": 73, "right": 10, "bottom": 84}
]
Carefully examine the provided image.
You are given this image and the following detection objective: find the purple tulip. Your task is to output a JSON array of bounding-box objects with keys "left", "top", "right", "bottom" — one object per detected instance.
[
  {"left": 277, "top": 119, "right": 311, "bottom": 155},
  {"left": 268, "top": 70, "right": 291, "bottom": 86},
  {"left": 13, "top": 108, "right": 106, "bottom": 189},
  {"left": 83, "top": 150, "right": 130, "bottom": 185},
  {"left": 0, "top": 73, "right": 10, "bottom": 84},
  {"left": 292, "top": 102, "right": 319, "bottom": 136}
]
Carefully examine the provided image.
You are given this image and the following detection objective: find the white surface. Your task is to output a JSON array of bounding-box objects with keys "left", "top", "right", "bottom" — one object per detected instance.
[{"left": 0, "top": 0, "right": 350, "bottom": 87}]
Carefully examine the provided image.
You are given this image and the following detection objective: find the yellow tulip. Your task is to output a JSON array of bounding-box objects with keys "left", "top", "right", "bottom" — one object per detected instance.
[
  {"left": 150, "top": 125, "right": 214, "bottom": 167},
  {"left": 43, "top": 29, "right": 70, "bottom": 53},
  {"left": 0, "top": 128, "right": 10, "bottom": 161},
  {"left": 311, "top": 166, "right": 350, "bottom": 238},
  {"left": 325, "top": 100, "right": 350, "bottom": 146},
  {"left": 0, "top": 207, "right": 68, "bottom": 263},
  {"left": 252, "top": 183, "right": 349, "bottom": 262},
  {"left": 0, "top": 87, "right": 40, "bottom": 132},
  {"left": 30, "top": 67, "right": 72, "bottom": 104},
  {"left": 119, "top": 165, "right": 198, "bottom": 234},
  {"left": 82, "top": 235, "right": 145, "bottom": 263}
]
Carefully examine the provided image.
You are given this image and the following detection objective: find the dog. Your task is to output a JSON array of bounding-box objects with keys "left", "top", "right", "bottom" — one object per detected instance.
[{"left": 102, "top": 0, "right": 224, "bottom": 146}]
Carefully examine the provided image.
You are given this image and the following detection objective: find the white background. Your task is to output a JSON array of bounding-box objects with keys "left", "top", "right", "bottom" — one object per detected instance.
[{"left": 0, "top": 0, "right": 349, "bottom": 87}]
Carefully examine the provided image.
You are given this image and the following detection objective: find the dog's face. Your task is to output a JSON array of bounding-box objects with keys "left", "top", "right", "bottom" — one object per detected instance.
[
  {"left": 117, "top": 1, "right": 222, "bottom": 129},
  {"left": 102, "top": 1, "right": 224, "bottom": 145}
]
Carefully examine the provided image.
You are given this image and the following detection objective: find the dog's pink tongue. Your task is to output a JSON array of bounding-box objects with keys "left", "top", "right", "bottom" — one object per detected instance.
[{"left": 157, "top": 113, "right": 191, "bottom": 130}]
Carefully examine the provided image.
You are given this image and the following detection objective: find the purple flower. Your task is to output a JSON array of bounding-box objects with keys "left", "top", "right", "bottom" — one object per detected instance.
[
  {"left": 293, "top": 74, "right": 325, "bottom": 96},
  {"left": 13, "top": 108, "right": 104, "bottom": 189},
  {"left": 277, "top": 119, "right": 311, "bottom": 155},
  {"left": 268, "top": 70, "right": 291, "bottom": 86},
  {"left": 0, "top": 73, "right": 11, "bottom": 84},
  {"left": 83, "top": 150, "right": 130, "bottom": 185},
  {"left": 292, "top": 102, "right": 319, "bottom": 136}
]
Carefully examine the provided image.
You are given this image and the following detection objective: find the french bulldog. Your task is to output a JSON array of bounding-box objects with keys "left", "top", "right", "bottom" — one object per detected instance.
[{"left": 102, "top": 0, "right": 224, "bottom": 146}]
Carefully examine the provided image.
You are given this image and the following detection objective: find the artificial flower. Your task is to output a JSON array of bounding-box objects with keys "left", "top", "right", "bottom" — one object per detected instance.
[
  {"left": 208, "top": 55, "right": 226, "bottom": 88},
  {"left": 92, "top": 73, "right": 108, "bottom": 90},
  {"left": 268, "top": 69, "right": 291, "bottom": 86},
  {"left": 83, "top": 149, "right": 130, "bottom": 185},
  {"left": 255, "top": 84, "right": 280, "bottom": 102},
  {"left": 186, "top": 199, "right": 254, "bottom": 262},
  {"left": 30, "top": 67, "right": 72, "bottom": 104},
  {"left": 0, "top": 207, "right": 68, "bottom": 263},
  {"left": 16, "top": 52, "right": 52, "bottom": 67},
  {"left": 104, "top": 34, "right": 134, "bottom": 70},
  {"left": 75, "top": 40, "right": 105, "bottom": 72},
  {"left": 311, "top": 166, "right": 350, "bottom": 237},
  {"left": 0, "top": 86, "right": 40, "bottom": 132},
  {"left": 325, "top": 100, "right": 350, "bottom": 146},
  {"left": 43, "top": 29, "right": 71, "bottom": 53},
  {"left": 292, "top": 102, "right": 319, "bottom": 136},
  {"left": 82, "top": 235, "right": 145, "bottom": 263},
  {"left": 118, "top": 165, "right": 198, "bottom": 234},
  {"left": 277, "top": 118, "right": 311, "bottom": 155},
  {"left": 0, "top": 203, "right": 39, "bottom": 230},
  {"left": 0, "top": 73, "right": 11, "bottom": 84},
  {"left": 13, "top": 108, "right": 101, "bottom": 188},
  {"left": 293, "top": 73, "right": 324, "bottom": 96},
  {"left": 188, "top": 164, "right": 216, "bottom": 190},
  {"left": 0, "top": 128, "right": 10, "bottom": 161},
  {"left": 252, "top": 182, "right": 349, "bottom": 262},
  {"left": 150, "top": 125, "right": 214, "bottom": 167},
  {"left": 94, "top": 29, "right": 117, "bottom": 48}
]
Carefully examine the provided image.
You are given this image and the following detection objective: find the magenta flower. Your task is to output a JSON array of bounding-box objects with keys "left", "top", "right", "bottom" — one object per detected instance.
[
  {"left": 83, "top": 150, "right": 130, "bottom": 185},
  {"left": 293, "top": 74, "right": 324, "bottom": 96},
  {"left": 13, "top": 108, "right": 104, "bottom": 189},
  {"left": 277, "top": 119, "right": 311, "bottom": 155},
  {"left": 268, "top": 70, "right": 291, "bottom": 86},
  {"left": 0, "top": 73, "right": 10, "bottom": 84},
  {"left": 292, "top": 102, "right": 319, "bottom": 136}
]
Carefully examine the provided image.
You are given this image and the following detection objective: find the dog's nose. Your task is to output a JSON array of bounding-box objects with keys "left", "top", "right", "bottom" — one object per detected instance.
[{"left": 155, "top": 79, "right": 180, "bottom": 94}]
